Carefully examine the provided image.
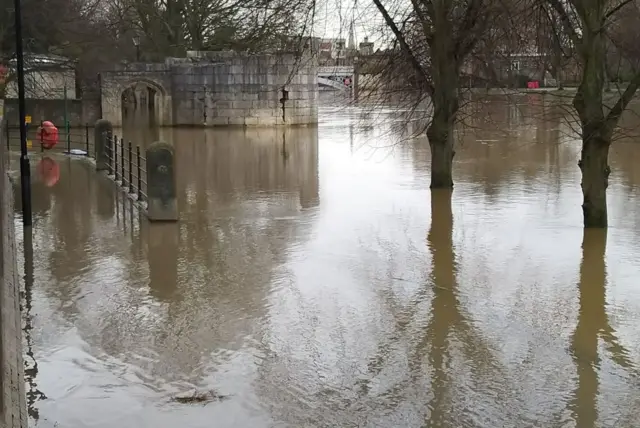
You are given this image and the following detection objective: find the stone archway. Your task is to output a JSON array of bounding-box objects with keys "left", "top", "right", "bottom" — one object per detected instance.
[
  {"left": 121, "top": 82, "right": 160, "bottom": 125},
  {"left": 102, "top": 77, "right": 172, "bottom": 127}
]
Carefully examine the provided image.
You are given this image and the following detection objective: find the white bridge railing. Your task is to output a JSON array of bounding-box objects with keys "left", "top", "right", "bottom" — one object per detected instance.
[
  {"left": 317, "top": 77, "right": 351, "bottom": 91},
  {"left": 317, "top": 66, "right": 354, "bottom": 76}
]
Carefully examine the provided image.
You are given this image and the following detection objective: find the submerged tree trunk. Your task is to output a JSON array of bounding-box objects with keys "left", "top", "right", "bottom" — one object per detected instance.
[
  {"left": 370, "top": 0, "right": 484, "bottom": 190},
  {"left": 572, "top": 4, "right": 609, "bottom": 229},
  {"left": 427, "top": 46, "right": 459, "bottom": 189},
  {"left": 544, "top": 0, "right": 640, "bottom": 228},
  {"left": 427, "top": 117, "right": 456, "bottom": 188},
  {"left": 578, "top": 133, "right": 610, "bottom": 228}
]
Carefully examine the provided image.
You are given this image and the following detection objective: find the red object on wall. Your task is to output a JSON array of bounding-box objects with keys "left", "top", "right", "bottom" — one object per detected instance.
[
  {"left": 37, "top": 157, "right": 60, "bottom": 187},
  {"left": 38, "top": 121, "right": 59, "bottom": 150}
]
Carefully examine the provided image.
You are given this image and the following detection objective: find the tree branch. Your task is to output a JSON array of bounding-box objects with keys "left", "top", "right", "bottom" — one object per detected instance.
[
  {"left": 371, "top": 0, "right": 434, "bottom": 95},
  {"left": 604, "top": 71, "right": 640, "bottom": 137},
  {"left": 409, "top": 0, "right": 434, "bottom": 44},
  {"left": 545, "top": 0, "right": 582, "bottom": 48},
  {"left": 604, "top": 0, "right": 634, "bottom": 22},
  {"left": 454, "top": 0, "right": 486, "bottom": 59}
]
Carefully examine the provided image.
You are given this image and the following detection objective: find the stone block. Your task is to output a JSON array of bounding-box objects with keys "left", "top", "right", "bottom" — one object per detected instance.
[
  {"left": 232, "top": 100, "right": 253, "bottom": 109},
  {"left": 277, "top": 75, "right": 291, "bottom": 86},
  {"left": 211, "top": 93, "right": 231, "bottom": 102},
  {"left": 295, "top": 99, "right": 311, "bottom": 108},
  {"left": 208, "top": 116, "right": 229, "bottom": 126},
  {"left": 244, "top": 117, "right": 260, "bottom": 126},
  {"left": 228, "top": 117, "right": 245, "bottom": 126},
  {"left": 255, "top": 108, "right": 280, "bottom": 118},
  {"left": 214, "top": 100, "right": 233, "bottom": 109},
  {"left": 258, "top": 89, "right": 277, "bottom": 101},
  {"left": 252, "top": 100, "right": 277, "bottom": 109},
  {"left": 215, "top": 109, "right": 236, "bottom": 118},
  {"left": 259, "top": 116, "right": 278, "bottom": 126},
  {"left": 246, "top": 74, "right": 259, "bottom": 85}
]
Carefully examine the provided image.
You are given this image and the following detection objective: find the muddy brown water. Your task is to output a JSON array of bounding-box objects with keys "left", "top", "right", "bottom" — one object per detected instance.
[{"left": 13, "top": 97, "right": 640, "bottom": 427}]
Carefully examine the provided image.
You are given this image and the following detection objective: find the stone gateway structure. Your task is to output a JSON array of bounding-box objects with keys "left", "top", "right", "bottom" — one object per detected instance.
[{"left": 100, "top": 52, "right": 318, "bottom": 127}]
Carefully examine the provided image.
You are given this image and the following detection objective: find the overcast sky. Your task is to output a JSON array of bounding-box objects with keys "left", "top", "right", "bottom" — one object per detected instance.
[{"left": 312, "top": 0, "right": 386, "bottom": 44}]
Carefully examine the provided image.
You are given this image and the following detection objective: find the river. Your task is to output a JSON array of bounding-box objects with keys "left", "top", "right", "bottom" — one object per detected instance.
[{"left": 14, "top": 95, "right": 640, "bottom": 427}]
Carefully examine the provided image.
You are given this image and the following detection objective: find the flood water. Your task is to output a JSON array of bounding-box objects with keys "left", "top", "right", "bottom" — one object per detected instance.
[{"left": 14, "top": 96, "right": 640, "bottom": 427}]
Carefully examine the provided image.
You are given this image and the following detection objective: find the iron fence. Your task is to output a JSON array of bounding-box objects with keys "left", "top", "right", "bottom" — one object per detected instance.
[
  {"left": 4, "top": 122, "right": 94, "bottom": 156},
  {"left": 5, "top": 122, "right": 148, "bottom": 203},
  {"left": 105, "top": 134, "right": 148, "bottom": 203}
]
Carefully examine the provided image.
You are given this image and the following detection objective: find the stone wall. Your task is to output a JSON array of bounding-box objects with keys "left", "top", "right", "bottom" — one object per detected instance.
[
  {"left": 171, "top": 52, "right": 318, "bottom": 126},
  {"left": 100, "top": 52, "right": 318, "bottom": 127},
  {"left": 0, "top": 103, "right": 28, "bottom": 428}
]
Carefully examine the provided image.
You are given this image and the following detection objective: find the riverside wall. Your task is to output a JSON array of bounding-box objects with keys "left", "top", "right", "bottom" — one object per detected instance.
[{"left": 0, "top": 102, "right": 28, "bottom": 428}]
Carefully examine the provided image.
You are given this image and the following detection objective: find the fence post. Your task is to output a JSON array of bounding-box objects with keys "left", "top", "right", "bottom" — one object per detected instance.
[
  {"left": 94, "top": 119, "right": 112, "bottom": 171},
  {"left": 85, "top": 123, "right": 90, "bottom": 156},
  {"left": 4, "top": 121, "right": 8, "bottom": 150},
  {"left": 146, "top": 141, "right": 177, "bottom": 221},
  {"left": 136, "top": 146, "right": 142, "bottom": 201},
  {"left": 1, "top": 118, "right": 5, "bottom": 152},
  {"left": 128, "top": 142, "right": 133, "bottom": 193},
  {"left": 120, "top": 137, "right": 125, "bottom": 186},
  {"left": 114, "top": 135, "right": 119, "bottom": 181},
  {"left": 107, "top": 135, "right": 113, "bottom": 175}
]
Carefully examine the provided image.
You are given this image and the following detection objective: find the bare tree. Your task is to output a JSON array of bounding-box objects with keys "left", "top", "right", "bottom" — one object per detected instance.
[
  {"left": 0, "top": 0, "right": 115, "bottom": 99},
  {"left": 541, "top": 0, "right": 640, "bottom": 228},
  {"left": 370, "top": 0, "right": 496, "bottom": 188},
  {"left": 104, "top": 0, "right": 318, "bottom": 59}
]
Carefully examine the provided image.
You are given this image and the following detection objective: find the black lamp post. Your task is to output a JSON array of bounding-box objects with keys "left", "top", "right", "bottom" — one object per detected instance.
[
  {"left": 14, "top": 0, "right": 32, "bottom": 226},
  {"left": 133, "top": 36, "right": 141, "bottom": 62}
]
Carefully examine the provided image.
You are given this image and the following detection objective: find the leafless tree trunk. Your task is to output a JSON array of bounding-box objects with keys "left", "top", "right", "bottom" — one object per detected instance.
[
  {"left": 371, "top": 0, "right": 491, "bottom": 189},
  {"left": 544, "top": 0, "right": 640, "bottom": 228}
]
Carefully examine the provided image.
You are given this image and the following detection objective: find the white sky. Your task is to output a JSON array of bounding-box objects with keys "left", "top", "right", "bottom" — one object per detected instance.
[{"left": 312, "top": 0, "right": 386, "bottom": 45}]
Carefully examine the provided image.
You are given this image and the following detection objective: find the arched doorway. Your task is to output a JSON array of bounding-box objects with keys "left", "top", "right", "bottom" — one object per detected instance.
[
  {"left": 121, "top": 81, "right": 163, "bottom": 127},
  {"left": 100, "top": 72, "right": 172, "bottom": 127}
]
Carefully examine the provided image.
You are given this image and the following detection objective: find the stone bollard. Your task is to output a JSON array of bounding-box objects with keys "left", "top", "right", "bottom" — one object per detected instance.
[
  {"left": 94, "top": 119, "right": 113, "bottom": 171},
  {"left": 146, "top": 141, "right": 177, "bottom": 221}
]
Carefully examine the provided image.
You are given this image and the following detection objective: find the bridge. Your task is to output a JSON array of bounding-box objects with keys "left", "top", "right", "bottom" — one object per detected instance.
[{"left": 317, "top": 66, "right": 355, "bottom": 91}]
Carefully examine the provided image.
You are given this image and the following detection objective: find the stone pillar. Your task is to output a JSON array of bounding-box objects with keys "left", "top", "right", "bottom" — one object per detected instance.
[
  {"left": 94, "top": 119, "right": 113, "bottom": 171},
  {"left": 146, "top": 141, "right": 177, "bottom": 221}
]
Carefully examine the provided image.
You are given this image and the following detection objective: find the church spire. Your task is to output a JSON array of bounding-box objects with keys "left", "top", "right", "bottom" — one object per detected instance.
[{"left": 348, "top": 21, "right": 356, "bottom": 50}]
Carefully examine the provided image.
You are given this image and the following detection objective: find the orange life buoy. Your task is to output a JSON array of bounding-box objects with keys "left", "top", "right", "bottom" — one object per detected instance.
[{"left": 38, "top": 121, "right": 59, "bottom": 150}]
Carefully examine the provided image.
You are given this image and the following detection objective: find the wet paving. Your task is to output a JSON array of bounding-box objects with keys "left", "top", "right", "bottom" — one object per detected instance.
[{"left": 13, "top": 96, "right": 640, "bottom": 427}]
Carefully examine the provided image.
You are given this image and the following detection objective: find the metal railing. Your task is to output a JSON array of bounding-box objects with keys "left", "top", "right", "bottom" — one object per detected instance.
[
  {"left": 105, "top": 134, "right": 148, "bottom": 203},
  {"left": 4, "top": 122, "right": 95, "bottom": 157}
]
